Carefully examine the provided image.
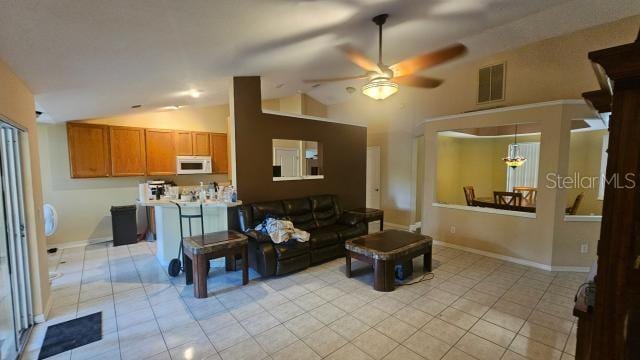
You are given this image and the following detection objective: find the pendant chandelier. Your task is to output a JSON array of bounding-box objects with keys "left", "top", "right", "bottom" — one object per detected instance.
[{"left": 503, "top": 124, "right": 527, "bottom": 168}]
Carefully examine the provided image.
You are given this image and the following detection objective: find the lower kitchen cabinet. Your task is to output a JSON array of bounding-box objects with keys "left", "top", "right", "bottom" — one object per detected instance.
[
  {"left": 146, "top": 129, "right": 177, "bottom": 175},
  {"left": 110, "top": 126, "right": 146, "bottom": 176}
]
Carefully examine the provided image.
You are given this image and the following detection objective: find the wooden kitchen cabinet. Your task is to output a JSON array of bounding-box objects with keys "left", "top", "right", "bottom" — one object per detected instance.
[
  {"left": 67, "top": 123, "right": 111, "bottom": 178},
  {"left": 145, "top": 129, "right": 177, "bottom": 175},
  {"left": 110, "top": 126, "right": 146, "bottom": 176},
  {"left": 192, "top": 132, "right": 211, "bottom": 156},
  {"left": 211, "top": 133, "right": 228, "bottom": 173},
  {"left": 176, "top": 131, "right": 193, "bottom": 156}
]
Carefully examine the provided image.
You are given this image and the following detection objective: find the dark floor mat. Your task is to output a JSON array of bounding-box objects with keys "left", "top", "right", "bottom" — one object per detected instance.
[{"left": 38, "top": 312, "right": 102, "bottom": 359}]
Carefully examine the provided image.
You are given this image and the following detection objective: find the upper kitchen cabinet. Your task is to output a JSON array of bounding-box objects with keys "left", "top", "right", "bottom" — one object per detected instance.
[
  {"left": 192, "top": 132, "right": 211, "bottom": 156},
  {"left": 176, "top": 131, "right": 193, "bottom": 156},
  {"left": 146, "top": 129, "right": 177, "bottom": 175},
  {"left": 110, "top": 126, "right": 146, "bottom": 176},
  {"left": 211, "top": 133, "right": 228, "bottom": 173},
  {"left": 67, "top": 123, "right": 111, "bottom": 178}
]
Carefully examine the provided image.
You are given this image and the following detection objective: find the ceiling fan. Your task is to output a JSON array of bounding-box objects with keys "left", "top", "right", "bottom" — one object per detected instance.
[{"left": 304, "top": 14, "right": 467, "bottom": 100}]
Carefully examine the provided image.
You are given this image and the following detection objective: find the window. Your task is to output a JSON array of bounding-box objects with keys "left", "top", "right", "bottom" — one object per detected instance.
[{"left": 506, "top": 142, "right": 540, "bottom": 191}]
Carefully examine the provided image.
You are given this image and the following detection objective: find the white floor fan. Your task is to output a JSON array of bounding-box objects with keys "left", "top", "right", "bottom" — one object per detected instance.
[{"left": 43, "top": 203, "right": 61, "bottom": 281}]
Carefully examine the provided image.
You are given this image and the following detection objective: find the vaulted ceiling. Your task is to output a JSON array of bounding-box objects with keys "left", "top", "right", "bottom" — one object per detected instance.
[{"left": 0, "top": 0, "right": 637, "bottom": 122}]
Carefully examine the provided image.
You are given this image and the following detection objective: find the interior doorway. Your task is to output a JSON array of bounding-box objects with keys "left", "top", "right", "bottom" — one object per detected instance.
[
  {"left": 366, "top": 146, "right": 381, "bottom": 209},
  {"left": 0, "top": 122, "right": 33, "bottom": 359}
]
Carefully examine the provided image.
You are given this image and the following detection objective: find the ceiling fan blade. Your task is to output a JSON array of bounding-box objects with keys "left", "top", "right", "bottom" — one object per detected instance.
[
  {"left": 393, "top": 75, "right": 443, "bottom": 88},
  {"left": 338, "top": 45, "right": 380, "bottom": 73},
  {"left": 303, "top": 75, "right": 367, "bottom": 84},
  {"left": 390, "top": 43, "right": 467, "bottom": 77}
]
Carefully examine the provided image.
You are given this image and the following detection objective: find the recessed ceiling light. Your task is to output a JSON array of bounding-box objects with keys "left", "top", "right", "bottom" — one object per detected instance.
[
  {"left": 131, "top": 104, "right": 142, "bottom": 109},
  {"left": 346, "top": 87, "right": 356, "bottom": 94},
  {"left": 188, "top": 89, "right": 202, "bottom": 98}
]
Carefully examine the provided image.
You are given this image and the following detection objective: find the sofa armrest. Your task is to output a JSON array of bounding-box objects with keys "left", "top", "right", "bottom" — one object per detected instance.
[
  {"left": 338, "top": 212, "right": 364, "bottom": 226},
  {"left": 245, "top": 229, "right": 272, "bottom": 244}
]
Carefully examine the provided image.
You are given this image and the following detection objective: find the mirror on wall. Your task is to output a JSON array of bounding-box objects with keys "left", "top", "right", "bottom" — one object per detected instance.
[{"left": 272, "top": 139, "right": 324, "bottom": 181}]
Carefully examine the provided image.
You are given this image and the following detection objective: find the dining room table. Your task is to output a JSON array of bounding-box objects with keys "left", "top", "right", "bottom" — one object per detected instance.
[{"left": 471, "top": 196, "right": 536, "bottom": 213}]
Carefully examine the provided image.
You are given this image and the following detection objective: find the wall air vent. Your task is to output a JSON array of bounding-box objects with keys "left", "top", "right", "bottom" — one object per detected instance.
[{"left": 478, "top": 62, "right": 505, "bottom": 103}]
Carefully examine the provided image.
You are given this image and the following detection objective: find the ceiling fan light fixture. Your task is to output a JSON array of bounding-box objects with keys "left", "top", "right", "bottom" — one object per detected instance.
[{"left": 362, "top": 77, "right": 398, "bottom": 100}]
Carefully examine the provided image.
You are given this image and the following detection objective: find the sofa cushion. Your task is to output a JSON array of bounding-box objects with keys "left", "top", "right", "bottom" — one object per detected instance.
[
  {"left": 251, "top": 201, "right": 286, "bottom": 227},
  {"left": 273, "top": 240, "right": 310, "bottom": 260},
  {"left": 308, "top": 228, "right": 340, "bottom": 249},
  {"left": 333, "top": 223, "right": 367, "bottom": 241},
  {"left": 282, "top": 198, "right": 316, "bottom": 231},
  {"left": 310, "top": 195, "right": 340, "bottom": 227}
]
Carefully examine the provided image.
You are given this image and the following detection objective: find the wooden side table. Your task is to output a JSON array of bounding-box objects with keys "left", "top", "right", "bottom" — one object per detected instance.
[
  {"left": 182, "top": 230, "right": 249, "bottom": 298},
  {"left": 348, "top": 208, "right": 384, "bottom": 233}
]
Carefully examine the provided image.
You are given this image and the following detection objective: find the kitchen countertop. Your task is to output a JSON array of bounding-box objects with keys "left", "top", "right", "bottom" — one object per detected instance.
[{"left": 137, "top": 199, "right": 242, "bottom": 207}]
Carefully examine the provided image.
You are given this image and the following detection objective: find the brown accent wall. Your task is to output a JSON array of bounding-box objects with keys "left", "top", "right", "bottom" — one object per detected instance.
[{"left": 232, "top": 77, "right": 366, "bottom": 209}]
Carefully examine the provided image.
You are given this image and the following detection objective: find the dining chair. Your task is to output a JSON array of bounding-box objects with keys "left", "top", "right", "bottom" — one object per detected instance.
[
  {"left": 513, "top": 186, "right": 537, "bottom": 204},
  {"left": 566, "top": 193, "right": 585, "bottom": 215},
  {"left": 494, "top": 191, "right": 523, "bottom": 206},
  {"left": 463, "top": 186, "right": 476, "bottom": 206}
]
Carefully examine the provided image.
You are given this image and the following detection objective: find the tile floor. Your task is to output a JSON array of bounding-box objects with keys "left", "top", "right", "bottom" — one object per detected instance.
[{"left": 25, "top": 237, "right": 583, "bottom": 360}]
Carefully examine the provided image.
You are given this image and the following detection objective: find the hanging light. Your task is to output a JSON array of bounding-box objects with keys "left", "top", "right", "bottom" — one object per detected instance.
[
  {"left": 362, "top": 73, "right": 398, "bottom": 100},
  {"left": 503, "top": 124, "right": 527, "bottom": 168}
]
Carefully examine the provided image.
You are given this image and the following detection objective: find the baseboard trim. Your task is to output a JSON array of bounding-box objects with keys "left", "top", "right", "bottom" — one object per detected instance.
[
  {"left": 433, "top": 240, "right": 590, "bottom": 272},
  {"left": 34, "top": 294, "right": 53, "bottom": 323},
  {"left": 383, "top": 222, "right": 409, "bottom": 230},
  {"left": 48, "top": 237, "right": 112, "bottom": 250}
]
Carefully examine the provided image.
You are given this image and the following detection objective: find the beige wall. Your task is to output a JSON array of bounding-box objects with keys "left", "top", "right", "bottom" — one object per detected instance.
[
  {"left": 328, "top": 15, "right": 639, "bottom": 227},
  {"left": 262, "top": 94, "right": 327, "bottom": 117},
  {"left": 39, "top": 104, "right": 230, "bottom": 246},
  {"left": 568, "top": 130, "right": 607, "bottom": 215},
  {"left": 0, "top": 59, "right": 50, "bottom": 319}
]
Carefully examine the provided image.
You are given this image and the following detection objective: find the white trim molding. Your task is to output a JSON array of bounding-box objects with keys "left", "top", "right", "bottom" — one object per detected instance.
[
  {"left": 262, "top": 109, "right": 367, "bottom": 128},
  {"left": 564, "top": 215, "right": 602, "bottom": 222},
  {"left": 47, "top": 236, "right": 113, "bottom": 250},
  {"left": 34, "top": 295, "right": 53, "bottom": 323},
  {"left": 433, "top": 240, "right": 590, "bottom": 272},
  {"left": 416, "top": 99, "right": 588, "bottom": 128},
  {"left": 432, "top": 202, "right": 536, "bottom": 219}
]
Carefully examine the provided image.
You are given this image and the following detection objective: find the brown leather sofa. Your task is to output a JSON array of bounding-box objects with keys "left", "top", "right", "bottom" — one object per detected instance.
[{"left": 236, "top": 194, "right": 366, "bottom": 277}]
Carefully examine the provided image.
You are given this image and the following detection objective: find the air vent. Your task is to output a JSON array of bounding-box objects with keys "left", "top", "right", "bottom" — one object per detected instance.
[{"left": 478, "top": 63, "right": 505, "bottom": 103}]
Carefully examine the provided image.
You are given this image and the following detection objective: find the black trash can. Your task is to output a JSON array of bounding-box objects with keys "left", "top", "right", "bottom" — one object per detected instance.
[{"left": 111, "top": 205, "right": 138, "bottom": 246}]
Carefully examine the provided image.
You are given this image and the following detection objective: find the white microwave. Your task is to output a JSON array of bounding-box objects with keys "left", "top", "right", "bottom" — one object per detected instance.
[{"left": 176, "top": 156, "right": 212, "bottom": 174}]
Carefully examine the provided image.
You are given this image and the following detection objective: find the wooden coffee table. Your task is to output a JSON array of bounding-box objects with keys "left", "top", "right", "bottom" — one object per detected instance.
[
  {"left": 345, "top": 229, "right": 432, "bottom": 292},
  {"left": 183, "top": 230, "right": 248, "bottom": 298}
]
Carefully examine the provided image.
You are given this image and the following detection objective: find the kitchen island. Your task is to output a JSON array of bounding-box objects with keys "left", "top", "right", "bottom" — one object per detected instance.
[{"left": 138, "top": 199, "right": 242, "bottom": 266}]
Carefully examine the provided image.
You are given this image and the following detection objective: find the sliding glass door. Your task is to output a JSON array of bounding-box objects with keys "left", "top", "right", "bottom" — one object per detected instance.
[{"left": 0, "top": 124, "right": 33, "bottom": 360}]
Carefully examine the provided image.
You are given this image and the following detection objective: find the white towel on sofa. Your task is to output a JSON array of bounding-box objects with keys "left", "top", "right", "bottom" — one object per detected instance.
[{"left": 255, "top": 218, "right": 310, "bottom": 244}]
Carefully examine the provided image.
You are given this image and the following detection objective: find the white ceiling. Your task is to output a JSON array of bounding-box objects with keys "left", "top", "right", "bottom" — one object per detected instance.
[{"left": 0, "top": 0, "right": 637, "bottom": 122}]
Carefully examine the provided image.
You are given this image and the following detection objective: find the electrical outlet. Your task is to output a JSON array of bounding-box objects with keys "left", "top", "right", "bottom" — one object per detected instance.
[
  {"left": 580, "top": 243, "right": 589, "bottom": 254},
  {"left": 450, "top": 225, "right": 456, "bottom": 234}
]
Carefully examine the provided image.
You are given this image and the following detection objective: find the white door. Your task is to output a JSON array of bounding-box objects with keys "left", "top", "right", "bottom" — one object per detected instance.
[
  {"left": 0, "top": 125, "right": 33, "bottom": 359},
  {"left": 366, "top": 146, "right": 381, "bottom": 208},
  {"left": 274, "top": 148, "right": 300, "bottom": 177}
]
